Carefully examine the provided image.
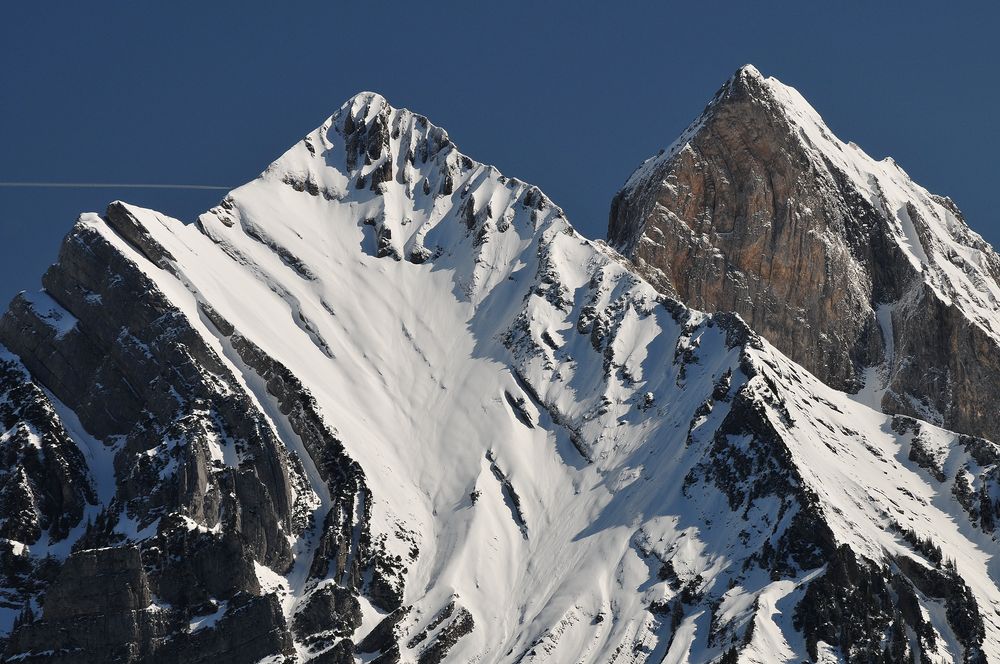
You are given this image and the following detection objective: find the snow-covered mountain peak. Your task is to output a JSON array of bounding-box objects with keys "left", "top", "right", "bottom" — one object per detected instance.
[
  {"left": 724, "top": 63, "right": 768, "bottom": 96},
  {"left": 734, "top": 62, "right": 764, "bottom": 79},
  {"left": 198, "top": 91, "right": 571, "bottom": 312},
  {"left": 255, "top": 91, "right": 456, "bottom": 196},
  {"left": 344, "top": 90, "right": 390, "bottom": 118}
]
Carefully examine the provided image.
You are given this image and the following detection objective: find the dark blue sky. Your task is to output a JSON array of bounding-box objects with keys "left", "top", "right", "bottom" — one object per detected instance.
[{"left": 2, "top": 2, "right": 997, "bottom": 304}]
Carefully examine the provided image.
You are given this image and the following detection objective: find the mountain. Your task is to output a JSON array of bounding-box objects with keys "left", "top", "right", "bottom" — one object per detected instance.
[
  {"left": 0, "top": 74, "right": 998, "bottom": 663},
  {"left": 609, "top": 64, "right": 1000, "bottom": 444}
]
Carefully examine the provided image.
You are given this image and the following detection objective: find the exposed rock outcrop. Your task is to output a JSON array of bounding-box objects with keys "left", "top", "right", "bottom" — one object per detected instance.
[{"left": 609, "top": 65, "right": 1000, "bottom": 443}]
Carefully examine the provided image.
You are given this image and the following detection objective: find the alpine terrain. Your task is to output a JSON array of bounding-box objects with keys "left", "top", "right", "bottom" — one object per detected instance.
[{"left": 1, "top": 66, "right": 999, "bottom": 663}]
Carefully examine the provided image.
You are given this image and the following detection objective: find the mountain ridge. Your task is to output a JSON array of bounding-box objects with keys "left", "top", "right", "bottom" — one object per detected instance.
[{"left": 0, "top": 70, "right": 997, "bottom": 663}]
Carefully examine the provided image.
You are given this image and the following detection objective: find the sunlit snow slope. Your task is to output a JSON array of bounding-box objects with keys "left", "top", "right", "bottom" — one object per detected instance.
[{"left": 1, "top": 89, "right": 999, "bottom": 663}]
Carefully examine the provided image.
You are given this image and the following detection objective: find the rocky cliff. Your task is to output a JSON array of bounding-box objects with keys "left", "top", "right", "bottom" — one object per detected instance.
[{"left": 609, "top": 65, "right": 1000, "bottom": 444}]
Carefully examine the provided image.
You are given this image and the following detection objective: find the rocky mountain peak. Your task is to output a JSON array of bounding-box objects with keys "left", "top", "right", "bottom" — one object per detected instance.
[
  {"left": 719, "top": 63, "right": 770, "bottom": 99},
  {"left": 609, "top": 65, "right": 1000, "bottom": 444}
]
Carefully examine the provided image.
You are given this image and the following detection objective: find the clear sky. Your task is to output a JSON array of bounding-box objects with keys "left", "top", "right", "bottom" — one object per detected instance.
[{"left": 2, "top": 2, "right": 997, "bottom": 304}]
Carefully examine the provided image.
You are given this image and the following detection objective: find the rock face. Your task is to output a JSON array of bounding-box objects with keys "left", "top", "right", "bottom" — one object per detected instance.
[
  {"left": 0, "top": 354, "right": 93, "bottom": 546},
  {"left": 0, "top": 81, "right": 999, "bottom": 663},
  {"left": 0, "top": 182, "right": 399, "bottom": 659},
  {"left": 609, "top": 64, "right": 1000, "bottom": 443}
]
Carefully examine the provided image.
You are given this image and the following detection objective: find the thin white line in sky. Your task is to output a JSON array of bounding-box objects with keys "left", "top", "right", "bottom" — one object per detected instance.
[{"left": 0, "top": 182, "right": 230, "bottom": 190}]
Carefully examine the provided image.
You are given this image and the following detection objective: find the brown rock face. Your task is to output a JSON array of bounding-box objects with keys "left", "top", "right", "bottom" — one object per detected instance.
[
  {"left": 609, "top": 65, "right": 1000, "bottom": 442},
  {"left": 609, "top": 66, "right": 890, "bottom": 390}
]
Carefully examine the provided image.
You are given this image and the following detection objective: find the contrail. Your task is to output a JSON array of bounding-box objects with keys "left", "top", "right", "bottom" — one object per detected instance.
[{"left": 0, "top": 182, "right": 230, "bottom": 190}]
